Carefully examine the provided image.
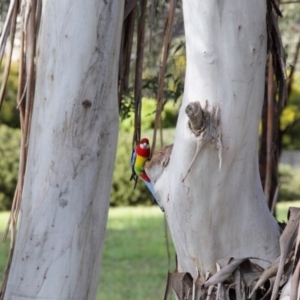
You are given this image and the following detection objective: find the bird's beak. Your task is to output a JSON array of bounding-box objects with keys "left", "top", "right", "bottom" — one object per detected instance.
[{"left": 141, "top": 142, "right": 149, "bottom": 149}]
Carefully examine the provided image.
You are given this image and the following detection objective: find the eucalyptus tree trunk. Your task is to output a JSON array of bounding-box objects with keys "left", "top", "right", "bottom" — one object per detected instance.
[
  {"left": 3, "top": 1, "right": 123, "bottom": 299},
  {"left": 147, "top": 0, "right": 281, "bottom": 280}
]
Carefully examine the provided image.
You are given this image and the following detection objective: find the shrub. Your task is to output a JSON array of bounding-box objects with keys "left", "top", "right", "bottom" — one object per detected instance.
[
  {"left": 279, "top": 164, "right": 300, "bottom": 201},
  {"left": 0, "top": 125, "right": 20, "bottom": 211},
  {"left": 120, "top": 98, "right": 178, "bottom": 132},
  {"left": 0, "top": 60, "right": 20, "bottom": 128},
  {"left": 0, "top": 125, "right": 173, "bottom": 211}
]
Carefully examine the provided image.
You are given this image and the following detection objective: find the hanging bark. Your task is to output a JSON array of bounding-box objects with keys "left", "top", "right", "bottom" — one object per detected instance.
[
  {"left": 118, "top": 4, "right": 136, "bottom": 108},
  {"left": 259, "top": 0, "right": 289, "bottom": 213}
]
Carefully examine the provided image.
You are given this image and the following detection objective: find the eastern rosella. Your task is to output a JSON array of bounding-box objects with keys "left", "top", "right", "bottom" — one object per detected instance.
[{"left": 131, "top": 138, "right": 164, "bottom": 212}]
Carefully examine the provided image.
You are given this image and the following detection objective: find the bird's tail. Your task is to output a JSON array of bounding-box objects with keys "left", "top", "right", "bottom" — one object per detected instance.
[{"left": 143, "top": 180, "right": 164, "bottom": 212}]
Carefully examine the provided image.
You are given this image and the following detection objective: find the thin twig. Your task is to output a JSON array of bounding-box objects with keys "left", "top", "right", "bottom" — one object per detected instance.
[
  {"left": 119, "top": 7, "right": 136, "bottom": 108},
  {"left": 264, "top": 55, "right": 275, "bottom": 205},
  {"left": 0, "top": 0, "right": 39, "bottom": 297},
  {"left": 0, "top": 0, "right": 18, "bottom": 107},
  {"left": 270, "top": 185, "right": 279, "bottom": 215},
  {"left": 0, "top": 0, "right": 17, "bottom": 65},
  {"left": 133, "top": 0, "right": 147, "bottom": 148},
  {"left": 152, "top": 0, "right": 176, "bottom": 154},
  {"left": 164, "top": 214, "right": 171, "bottom": 271}
]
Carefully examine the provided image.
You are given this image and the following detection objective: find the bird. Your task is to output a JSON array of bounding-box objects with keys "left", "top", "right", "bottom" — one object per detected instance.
[{"left": 130, "top": 138, "right": 164, "bottom": 212}]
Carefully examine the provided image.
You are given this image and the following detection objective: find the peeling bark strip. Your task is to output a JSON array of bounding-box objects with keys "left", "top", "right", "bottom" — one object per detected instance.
[
  {"left": 170, "top": 272, "right": 193, "bottom": 299},
  {"left": 266, "top": 0, "right": 287, "bottom": 110},
  {"left": 183, "top": 101, "right": 222, "bottom": 181}
]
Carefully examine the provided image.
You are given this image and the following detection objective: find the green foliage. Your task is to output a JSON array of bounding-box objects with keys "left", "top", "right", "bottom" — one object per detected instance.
[
  {"left": 119, "top": 93, "right": 134, "bottom": 121},
  {"left": 0, "top": 125, "right": 20, "bottom": 211},
  {"left": 279, "top": 4, "right": 300, "bottom": 66},
  {"left": 120, "top": 98, "right": 178, "bottom": 132},
  {"left": 281, "top": 81, "right": 300, "bottom": 150},
  {"left": 0, "top": 212, "right": 10, "bottom": 278},
  {"left": 279, "top": 164, "right": 300, "bottom": 201},
  {"left": 143, "top": 74, "right": 184, "bottom": 104},
  {"left": 0, "top": 59, "right": 20, "bottom": 128}
]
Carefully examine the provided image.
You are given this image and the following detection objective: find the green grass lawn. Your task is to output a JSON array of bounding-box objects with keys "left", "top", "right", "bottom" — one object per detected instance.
[
  {"left": 97, "top": 207, "right": 176, "bottom": 300},
  {"left": 0, "top": 212, "right": 10, "bottom": 279},
  {"left": 0, "top": 204, "right": 299, "bottom": 299}
]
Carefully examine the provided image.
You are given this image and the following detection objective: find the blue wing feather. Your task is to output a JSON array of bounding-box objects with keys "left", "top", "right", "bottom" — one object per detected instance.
[
  {"left": 130, "top": 148, "right": 138, "bottom": 187},
  {"left": 131, "top": 148, "right": 136, "bottom": 174},
  {"left": 142, "top": 179, "right": 164, "bottom": 212}
]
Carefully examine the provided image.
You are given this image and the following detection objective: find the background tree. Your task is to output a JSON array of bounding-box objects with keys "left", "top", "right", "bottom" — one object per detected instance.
[{"left": 0, "top": 0, "right": 123, "bottom": 298}]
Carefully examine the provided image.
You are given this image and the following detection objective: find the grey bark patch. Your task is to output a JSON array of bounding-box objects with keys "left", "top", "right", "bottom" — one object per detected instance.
[
  {"left": 59, "top": 198, "right": 68, "bottom": 208},
  {"left": 82, "top": 99, "right": 92, "bottom": 108}
]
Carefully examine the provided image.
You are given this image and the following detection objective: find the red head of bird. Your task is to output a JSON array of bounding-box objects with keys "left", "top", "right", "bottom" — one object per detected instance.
[{"left": 136, "top": 138, "right": 150, "bottom": 158}]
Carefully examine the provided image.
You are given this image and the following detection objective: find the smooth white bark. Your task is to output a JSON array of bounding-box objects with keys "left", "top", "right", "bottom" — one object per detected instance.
[
  {"left": 4, "top": 1, "right": 123, "bottom": 299},
  {"left": 147, "top": 0, "right": 280, "bottom": 279}
]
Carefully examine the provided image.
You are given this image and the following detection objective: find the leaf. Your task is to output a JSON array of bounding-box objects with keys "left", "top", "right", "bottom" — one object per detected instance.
[
  {"left": 233, "top": 268, "right": 246, "bottom": 300},
  {"left": 206, "top": 285, "right": 215, "bottom": 300},
  {"left": 290, "top": 259, "right": 300, "bottom": 300},
  {"left": 216, "top": 283, "right": 226, "bottom": 300},
  {"left": 280, "top": 277, "right": 292, "bottom": 300},
  {"left": 204, "top": 258, "right": 250, "bottom": 288},
  {"left": 192, "top": 273, "right": 205, "bottom": 300},
  {"left": 271, "top": 207, "right": 300, "bottom": 300},
  {"left": 169, "top": 272, "right": 193, "bottom": 300},
  {"left": 173, "top": 42, "right": 184, "bottom": 55},
  {"left": 293, "top": 214, "right": 300, "bottom": 273},
  {"left": 260, "top": 277, "right": 275, "bottom": 300},
  {"left": 249, "top": 258, "right": 279, "bottom": 298}
]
